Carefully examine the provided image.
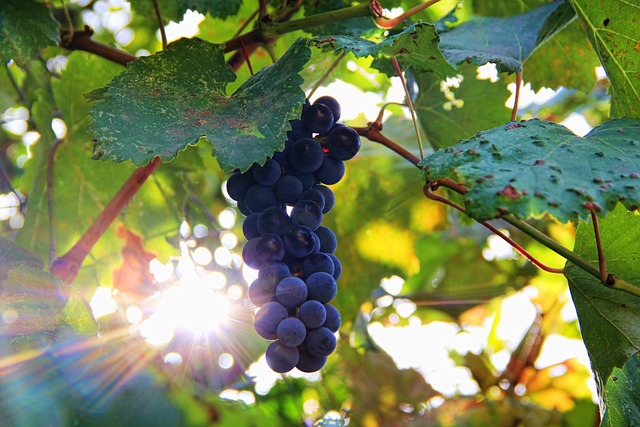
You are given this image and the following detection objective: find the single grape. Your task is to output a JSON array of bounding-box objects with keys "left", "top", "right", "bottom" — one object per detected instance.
[
  {"left": 289, "top": 138, "right": 325, "bottom": 174},
  {"left": 254, "top": 301, "right": 288, "bottom": 339},
  {"left": 325, "top": 126, "right": 361, "bottom": 161},
  {"left": 275, "top": 175, "right": 303, "bottom": 204},
  {"left": 257, "top": 207, "right": 292, "bottom": 236},
  {"left": 242, "top": 212, "right": 260, "bottom": 240},
  {"left": 244, "top": 184, "right": 278, "bottom": 213},
  {"left": 284, "top": 225, "right": 316, "bottom": 258},
  {"left": 298, "top": 300, "right": 327, "bottom": 329},
  {"left": 290, "top": 200, "right": 323, "bottom": 231},
  {"left": 276, "top": 276, "right": 308, "bottom": 309},
  {"left": 242, "top": 234, "right": 285, "bottom": 269},
  {"left": 302, "top": 252, "right": 335, "bottom": 278},
  {"left": 296, "top": 345, "right": 327, "bottom": 373},
  {"left": 328, "top": 253, "right": 342, "bottom": 281},
  {"left": 313, "top": 96, "right": 341, "bottom": 122},
  {"left": 305, "top": 327, "right": 337, "bottom": 357},
  {"left": 314, "top": 185, "right": 335, "bottom": 213},
  {"left": 305, "top": 272, "right": 337, "bottom": 303},
  {"left": 252, "top": 158, "right": 281, "bottom": 186},
  {"left": 287, "top": 118, "right": 312, "bottom": 141},
  {"left": 266, "top": 341, "right": 299, "bottom": 373},
  {"left": 315, "top": 226, "right": 337, "bottom": 253},
  {"left": 302, "top": 103, "right": 334, "bottom": 134},
  {"left": 248, "top": 277, "right": 277, "bottom": 307},
  {"left": 323, "top": 304, "right": 341, "bottom": 332},
  {"left": 276, "top": 317, "right": 307, "bottom": 347},
  {"left": 314, "top": 155, "right": 345, "bottom": 185},
  {"left": 226, "top": 171, "right": 255, "bottom": 202}
]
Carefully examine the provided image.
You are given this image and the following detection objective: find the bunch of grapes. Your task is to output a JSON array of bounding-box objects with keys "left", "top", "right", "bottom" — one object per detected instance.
[{"left": 227, "top": 96, "right": 360, "bottom": 373}]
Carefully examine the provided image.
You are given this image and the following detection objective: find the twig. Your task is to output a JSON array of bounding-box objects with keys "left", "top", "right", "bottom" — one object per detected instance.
[
  {"left": 352, "top": 122, "right": 422, "bottom": 167},
  {"left": 308, "top": 52, "right": 346, "bottom": 100},
  {"left": 392, "top": 57, "right": 424, "bottom": 159},
  {"left": 6, "top": 65, "right": 30, "bottom": 108},
  {"left": 50, "top": 157, "right": 161, "bottom": 285},
  {"left": 151, "top": 0, "right": 168, "bottom": 50},
  {"left": 374, "top": 0, "right": 442, "bottom": 29},
  {"left": 60, "top": 0, "right": 75, "bottom": 40},
  {"left": 590, "top": 210, "right": 610, "bottom": 285},
  {"left": 511, "top": 70, "right": 523, "bottom": 121},
  {"left": 47, "top": 138, "right": 63, "bottom": 267},
  {"left": 232, "top": 8, "right": 259, "bottom": 38}
]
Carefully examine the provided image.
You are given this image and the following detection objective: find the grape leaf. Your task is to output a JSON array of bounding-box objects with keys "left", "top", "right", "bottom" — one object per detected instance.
[
  {"left": 309, "top": 23, "right": 458, "bottom": 79},
  {"left": 0, "top": 0, "right": 59, "bottom": 67},
  {"left": 565, "top": 206, "right": 640, "bottom": 415},
  {"left": 438, "top": 1, "right": 575, "bottom": 74},
  {"left": 413, "top": 63, "right": 512, "bottom": 149},
  {"left": 89, "top": 38, "right": 311, "bottom": 171},
  {"left": 420, "top": 118, "right": 640, "bottom": 222},
  {"left": 0, "top": 236, "right": 44, "bottom": 279},
  {"left": 601, "top": 354, "right": 640, "bottom": 427},
  {"left": 569, "top": 0, "right": 640, "bottom": 118},
  {"left": 129, "top": 0, "right": 242, "bottom": 22}
]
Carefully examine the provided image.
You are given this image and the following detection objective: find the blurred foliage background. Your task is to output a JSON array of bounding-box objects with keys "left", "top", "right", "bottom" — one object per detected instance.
[{"left": 1, "top": 0, "right": 628, "bottom": 425}]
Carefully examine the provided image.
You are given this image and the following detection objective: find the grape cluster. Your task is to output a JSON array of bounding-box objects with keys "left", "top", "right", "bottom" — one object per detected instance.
[{"left": 227, "top": 96, "right": 360, "bottom": 373}]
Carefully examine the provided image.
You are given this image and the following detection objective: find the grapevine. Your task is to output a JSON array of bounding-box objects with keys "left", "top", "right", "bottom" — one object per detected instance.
[{"left": 227, "top": 96, "right": 359, "bottom": 373}]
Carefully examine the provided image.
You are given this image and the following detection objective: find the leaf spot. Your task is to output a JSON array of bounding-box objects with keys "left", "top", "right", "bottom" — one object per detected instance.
[
  {"left": 498, "top": 185, "right": 521, "bottom": 199},
  {"left": 603, "top": 17, "right": 610, "bottom": 27}
]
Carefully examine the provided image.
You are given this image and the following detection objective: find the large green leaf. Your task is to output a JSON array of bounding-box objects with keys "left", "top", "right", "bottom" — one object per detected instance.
[
  {"left": 420, "top": 118, "right": 640, "bottom": 222},
  {"left": 309, "top": 23, "right": 458, "bottom": 79},
  {"left": 565, "top": 206, "right": 640, "bottom": 418},
  {"left": 569, "top": 0, "right": 640, "bottom": 118},
  {"left": 413, "top": 63, "right": 512, "bottom": 149},
  {"left": 0, "top": 0, "right": 59, "bottom": 67},
  {"left": 89, "top": 38, "right": 311, "bottom": 171},
  {"left": 438, "top": 1, "right": 575, "bottom": 74}
]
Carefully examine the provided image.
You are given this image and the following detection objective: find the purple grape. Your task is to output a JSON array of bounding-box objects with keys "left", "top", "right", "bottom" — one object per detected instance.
[
  {"left": 276, "top": 317, "right": 307, "bottom": 347},
  {"left": 254, "top": 301, "right": 288, "bottom": 339},
  {"left": 266, "top": 341, "right": 299, "bottom": 373},
  {"left": 276, "top": 277, "right": 308, "bottom": 309},
  {"left": 299, "top": 300, "right": 327, "bottom": 329},
  {"left": 305, "top": 327, "right": 337, "bottom": 357}
]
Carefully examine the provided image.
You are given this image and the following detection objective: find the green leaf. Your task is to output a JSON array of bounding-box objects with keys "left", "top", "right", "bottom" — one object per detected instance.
[
  {"left": 413, "top": 63, "right": 512, "bottom": 149},
  {"left": 309, "top": 23, "right": 458, "bottom": 79},
  {"left": 129, "top": 0, "right": 242, "bottom": 22},
  {"left": 0, "top": 0, "right": 59, "bottom": 67},
  {"left": 438, "top": 1, "right": 575, "bottom": 73},
  {"left": 569, "top": 0, "right": 640, "bottom": 118},
  {"left": 601, "top": 354, "right": 640, "bottom": 427},
  {"left": 565, "top": 206, "right": 640, "bottom": 411},
  {"left": 89, "top": 38, "right": 311, "bottom": 171},
  {"left": 62, "top": 290, "right": 99, "bottom": 335},
  {"left": 420, "top": 118, "right": 640, "bottom": 222}
]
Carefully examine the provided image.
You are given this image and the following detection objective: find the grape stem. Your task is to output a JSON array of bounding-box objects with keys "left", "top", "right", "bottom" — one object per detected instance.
[
  {"left": 590, "top": 210, "right": 610, "bottom": 285},
  {"left": 374, "top": 0, "right": 443, "bottom": 29}
]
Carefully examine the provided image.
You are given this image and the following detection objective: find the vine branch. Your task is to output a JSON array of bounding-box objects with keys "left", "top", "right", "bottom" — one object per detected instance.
[
  {"left": 352, "top": 122, "right": 422, "bottom": 168},
  {"left": 590, "top": 210, "right": 611, "bottom": 285},
  {"left": 151, "top": 0, "right": 168, "bottom": 50}
]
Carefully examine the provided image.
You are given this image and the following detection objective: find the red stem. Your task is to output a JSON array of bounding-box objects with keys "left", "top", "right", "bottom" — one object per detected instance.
[
  {"left": 50, "top": 157, "right": 161, "bottom": 284},
  {"left": 352, "top": 123, "right": 422, "bottom": 167}
]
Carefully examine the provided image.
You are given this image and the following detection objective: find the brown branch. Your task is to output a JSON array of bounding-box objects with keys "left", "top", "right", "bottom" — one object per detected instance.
[
  {"left": 50, "top": 157, "right": 161, "bottom": 285},
  {"left": 352, "top": 122, "right": 422, "bottom": 168},
  {"left": 62, "top": 26, "right": 137, "bottom": 66}
]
